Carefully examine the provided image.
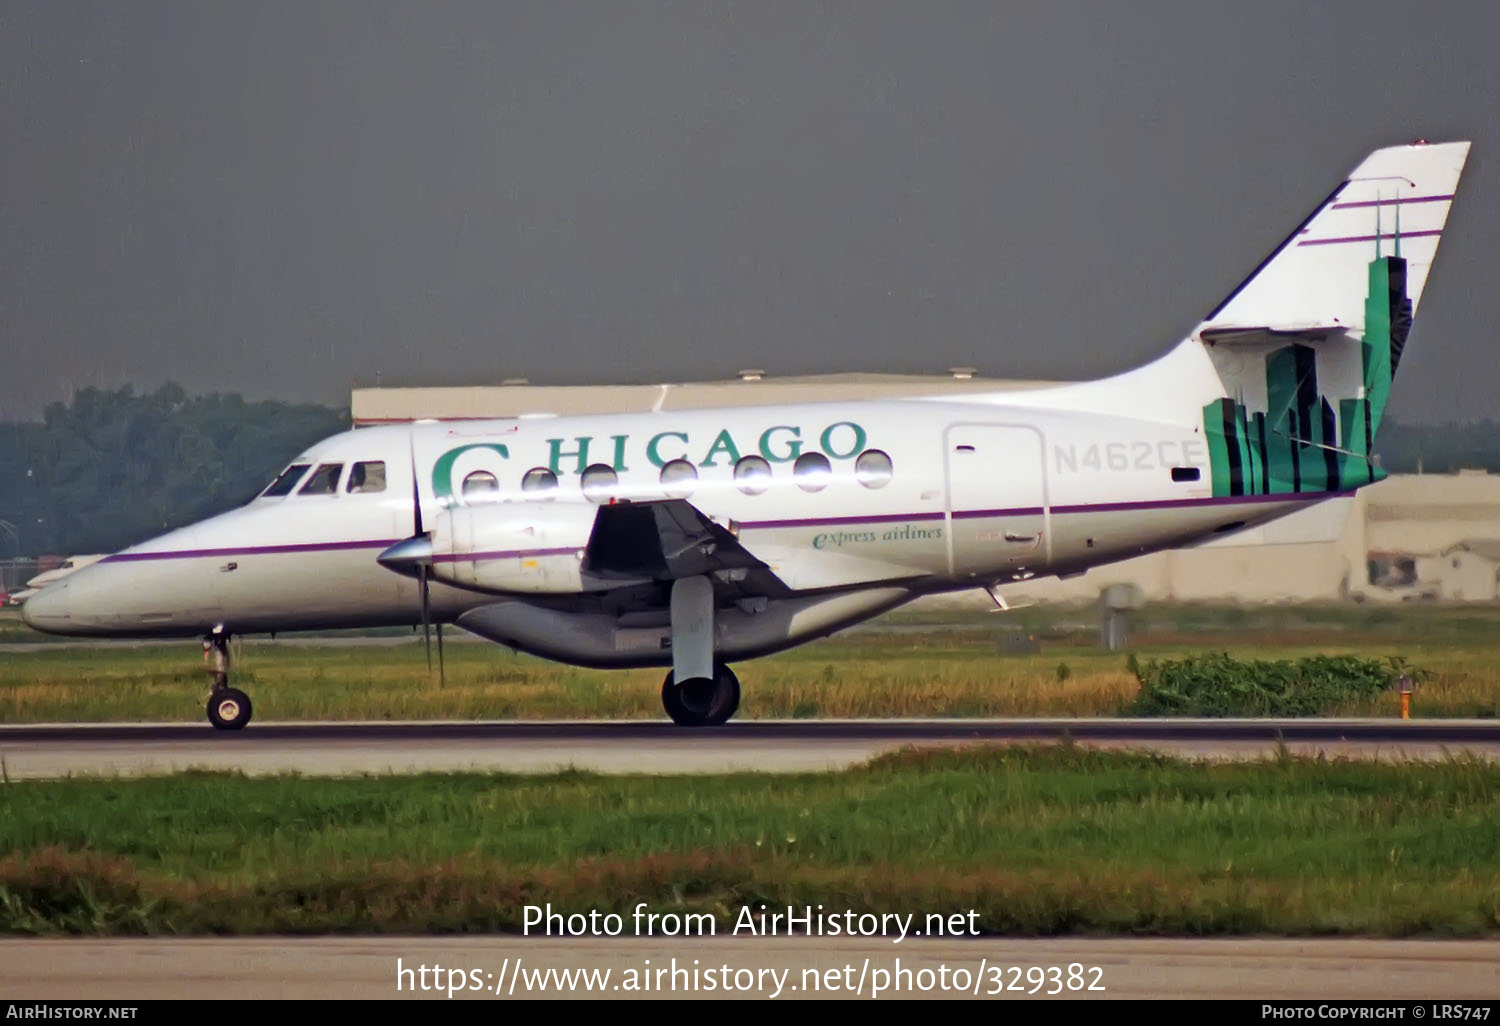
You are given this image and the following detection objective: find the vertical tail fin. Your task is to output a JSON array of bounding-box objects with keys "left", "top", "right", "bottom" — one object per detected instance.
[{"left": 1195, "top": 140, "right": 1469, "bottom": 497}]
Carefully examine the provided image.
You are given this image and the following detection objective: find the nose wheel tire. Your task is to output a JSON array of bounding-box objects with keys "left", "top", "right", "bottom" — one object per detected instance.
[
  {"left": 661, "top": 663, "right": 740, "bottom": 727},
  {"left": 207, "top": 688, "right": 253, "bottom": 731}
]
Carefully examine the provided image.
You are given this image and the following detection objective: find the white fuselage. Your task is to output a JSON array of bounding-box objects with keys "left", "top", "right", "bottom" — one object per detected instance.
[{"left": 21, "top": 394, "right": 1326, "bottom": 664}]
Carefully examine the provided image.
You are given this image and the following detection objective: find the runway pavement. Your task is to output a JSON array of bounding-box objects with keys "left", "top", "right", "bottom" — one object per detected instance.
[
  {"left": 3, "top": 936, "right": 1498, "bottom": 999},
  {"left": 1, "top": 718, "right": 1498, "bottom": 777}
]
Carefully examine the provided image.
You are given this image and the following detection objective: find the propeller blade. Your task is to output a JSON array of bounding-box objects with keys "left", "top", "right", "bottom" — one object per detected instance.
[
  {"left": 409, "top": 436, "right": 425, "bottom": 537},
  {"left": 419, "top": 564, "right": 432, "bottom": 672},
  {"left": 410, "top": 432, "right": 436, "bottom": 676}
]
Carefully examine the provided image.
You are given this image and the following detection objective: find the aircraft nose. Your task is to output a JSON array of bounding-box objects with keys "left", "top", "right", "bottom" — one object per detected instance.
[
  {"left": 19, "top": 561, "right": 136, "bottom": 636},
  {"left": 20, "top": 579, "right": 72, "bottom": 633}
]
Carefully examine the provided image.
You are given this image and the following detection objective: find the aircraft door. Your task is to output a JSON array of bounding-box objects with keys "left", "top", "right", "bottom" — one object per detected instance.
[{"left": 943, "top": 423, "right": 1050, "bottom": 579}]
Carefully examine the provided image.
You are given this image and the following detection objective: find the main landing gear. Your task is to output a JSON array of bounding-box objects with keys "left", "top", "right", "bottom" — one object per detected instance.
[
  {"left": 661, "top": 663, "right": 740, "bottom": 727},
  {"left": 203, "top": 628, "right": 252, "bottom": 731},
  {"left": 660, "top": 575, "right": 740, "bottom": 726}
]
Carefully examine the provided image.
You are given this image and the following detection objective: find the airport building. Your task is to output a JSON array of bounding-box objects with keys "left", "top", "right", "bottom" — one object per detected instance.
[
  {"left": 348, "top": 369, "right": 1036, "bottom": 424},
  {"left": 348, "top": 374, "right": 1500, "bottom": 606}
]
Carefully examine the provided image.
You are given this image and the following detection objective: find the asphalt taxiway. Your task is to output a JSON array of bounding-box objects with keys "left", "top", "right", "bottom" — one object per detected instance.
[
  {"left": 1, "top": 718, "right": 1498, "bottom": 778},
  {"left": 3, "top": 936, "right": 1498, "bottom": 999}
]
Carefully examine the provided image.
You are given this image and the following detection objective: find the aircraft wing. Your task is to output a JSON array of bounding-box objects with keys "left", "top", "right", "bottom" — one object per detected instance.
[
  {"left": 581, "top": 499, "right": 925, "bottom": 594},
  {"left": 581, "top": 499, "right": 785, "bottom": 589}
]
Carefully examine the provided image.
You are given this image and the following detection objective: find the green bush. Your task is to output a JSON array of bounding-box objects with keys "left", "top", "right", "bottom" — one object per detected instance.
[{"left": 1129, "top": 652, "right": 1406, "bottom": 716}]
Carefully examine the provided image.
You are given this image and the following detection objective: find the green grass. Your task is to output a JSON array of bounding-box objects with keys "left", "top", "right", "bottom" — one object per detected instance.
[
  {"left": 4, "top": 604, "right": 1500, "bottom": 722},
  {"left": 2, "top": 746, "right": 1499, "bottom": 935}
]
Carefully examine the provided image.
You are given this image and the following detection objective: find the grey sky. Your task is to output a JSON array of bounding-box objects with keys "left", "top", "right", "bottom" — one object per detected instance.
[{"left": 2, "top": 1, "right": 1496, "bottom": 423}]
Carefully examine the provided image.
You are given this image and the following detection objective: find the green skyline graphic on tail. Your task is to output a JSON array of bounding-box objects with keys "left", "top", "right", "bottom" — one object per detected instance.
[{"left": 1201, "top": 243, "right": 1413, "bottom": 498}]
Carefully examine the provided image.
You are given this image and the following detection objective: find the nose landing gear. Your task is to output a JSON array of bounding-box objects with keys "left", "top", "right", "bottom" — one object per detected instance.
[{"left": 203, "top": 628, "right": 252, "bottom": 731}]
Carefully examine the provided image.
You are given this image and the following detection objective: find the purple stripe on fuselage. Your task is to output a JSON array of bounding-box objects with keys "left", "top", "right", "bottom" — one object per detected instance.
[
  {"left": 740, "top": 511, "right": 947, "bottom": 530},
  {"left": 1331, "top": 194, "right": 1453, "bottom": 209},
  {"left": 102, "top": 538, "right": 404, "bottom": 563},
  {"left": 432, "top": 546, "right": 577, "bottom": 564},
  {"left": 1050, "top": 490, "right": 1352, "bottom": 515},
  {"left": 97, "top": 492, "right": 1352, "bottom": 563},
  {"left": 742, "top": 491, "right": 1346, "bottom": 530},
  {"left": 1297, "top": 229, "right": 1443, "bottom": 247}
]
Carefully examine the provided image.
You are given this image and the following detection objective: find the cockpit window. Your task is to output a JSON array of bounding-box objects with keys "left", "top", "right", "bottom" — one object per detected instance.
[
  {"left": 347, "top": 461, "right": 387, "bottom": 494},
  {"left": 262, "top": 463, "right": 311, "bottom": 498},
  {"left": 297, "top": 463, "right": 344, "bottom": 495}
]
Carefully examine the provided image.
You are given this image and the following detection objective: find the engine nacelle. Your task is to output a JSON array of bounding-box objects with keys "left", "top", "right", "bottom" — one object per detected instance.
[
  {"left": 457, "top": 586, "right": 915, "bottom": 668},
  {"left": 429, "top": 502, "right": 623, "bottom": 595}
]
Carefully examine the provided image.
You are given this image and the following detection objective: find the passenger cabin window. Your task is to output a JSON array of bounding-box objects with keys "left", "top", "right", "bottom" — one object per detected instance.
[
  {"left": 793, "top": 452, "right": 832, "bottom": 492},
  {"left": 521, "top": 467, "right": 558, "bottom": 496},
  {"left": 347, "top": 461, "right": 387, "bottom": 494},
  {"left": 298, "top": 463, "right": 343, "bottom": 495},
  {"left": 855, "top": 449, "right": 894, "bottom": 489},
  {"left": 580, "top": 463, "right": 618, "bottom": 503},
  {"left": 734, "top": 455, "right": 772, "bottom": 495},
  {"left": 261, "top": 463, "right": 311, "bottom": 498},
  {"left": 659, "top": 459, "right": 698, "bottom": 498},
  {"left": 462, "top": 470, "right": 501, "bottom": 503}
]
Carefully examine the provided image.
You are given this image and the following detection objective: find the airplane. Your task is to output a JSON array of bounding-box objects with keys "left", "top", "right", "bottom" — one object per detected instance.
[
  {"left": 22, "top": 140, "right": 1470, "bottom": 730},
  {"left": 8, "top": 554, "right": 106, "bottom": 605}
]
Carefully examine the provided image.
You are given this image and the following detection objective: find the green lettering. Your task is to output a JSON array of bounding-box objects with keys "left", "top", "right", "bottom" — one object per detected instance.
[
  {"left": 820, "top": 421, "right": 866, "bottom": 459},
  {"left": 547, "top": 436, "right": 592, "bottom": 475},
  {"left": 431, "top": 443, "right": 510, "bottom": 507},
  {"left": 609, "top": 434, "right": 629, "bottom": 472},
  {"left": 700, "top": 428, "right": 742, "bottom": 467},
  {"left": 758, "top": 425, "right": 802, "bottom": 463},
  {"left": 646, "top": 431, "right": 689, "bottom": 468}
]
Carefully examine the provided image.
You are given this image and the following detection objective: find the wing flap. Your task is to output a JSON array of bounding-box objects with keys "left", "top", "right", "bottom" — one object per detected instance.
[{"left": 581, "top": 499, "right": 774, "bottom": 583}]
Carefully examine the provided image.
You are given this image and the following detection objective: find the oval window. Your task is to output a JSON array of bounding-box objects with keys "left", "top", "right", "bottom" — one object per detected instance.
[
  {"left": 854, "top": 449, "right": 893, "bottom": 489},
  {"left": 461, "top": 470, "right": 501, "bottom": 503},
  {"left": 734, "top": 455, "right": 772, "bottom": 495},
  {"left": 521, "top": 467, "right": 558, "bottom": 496},
  {"left": 580, "top": 463, "right": 619, "bottom": 503},
  {"left": 793, "top": 452, "right": 832, "bottom": 492},
  {"left": 659, "top": 459, "right": 698, "bottom": 498}
]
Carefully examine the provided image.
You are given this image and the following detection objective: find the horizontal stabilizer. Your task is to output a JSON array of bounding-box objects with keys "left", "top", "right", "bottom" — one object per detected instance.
[{"left": 1197, "top": 322, "right": 1350, "bottom": 345}]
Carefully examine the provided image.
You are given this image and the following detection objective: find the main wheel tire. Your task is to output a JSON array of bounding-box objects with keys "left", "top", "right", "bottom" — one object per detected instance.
[
  {"left": 661, "top": 664, "right": 740, "bottom": 727},
  {"left": 207, "top": 687, "right": 253, "bottom": 731}
]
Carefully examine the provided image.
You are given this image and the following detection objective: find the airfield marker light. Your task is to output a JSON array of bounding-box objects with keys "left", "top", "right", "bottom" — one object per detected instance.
[{"left": 1398, "top": 674, "right": 1414, "bottom": 720}]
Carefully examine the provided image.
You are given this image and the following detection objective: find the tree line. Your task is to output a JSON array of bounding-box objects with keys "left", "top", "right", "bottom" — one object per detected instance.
[
  {"left": 0, "top": 384, "right": 347, "bottom": 556},
  {"left": 0, "top": 383, "right": 1497, "bottom": 557}
]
